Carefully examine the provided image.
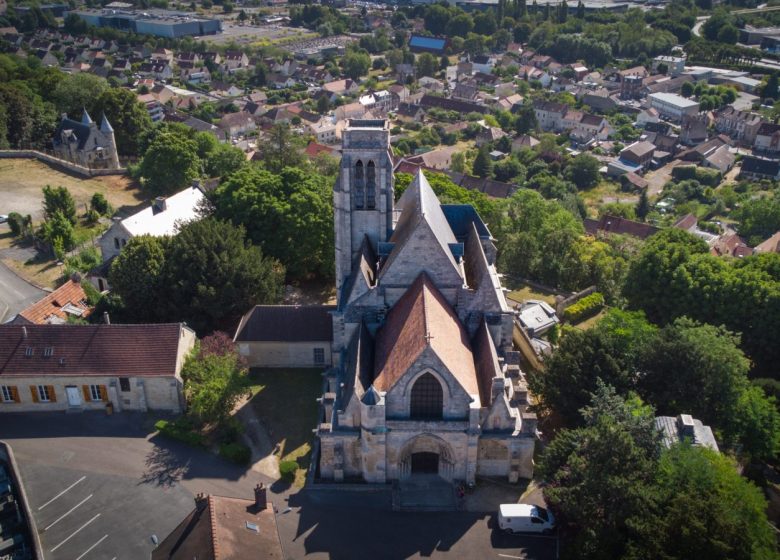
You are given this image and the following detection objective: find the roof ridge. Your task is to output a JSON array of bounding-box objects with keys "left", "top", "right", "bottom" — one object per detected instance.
[
  {"left": 420, "top": 274, "right": 430, "bottom": 345},
  {"left": 208, "top": 495, "right": 219, "bottom": 559}
]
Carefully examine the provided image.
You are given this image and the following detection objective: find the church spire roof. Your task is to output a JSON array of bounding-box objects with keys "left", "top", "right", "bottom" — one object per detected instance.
[
  {"left": 81, "top": 108, "right": 93, "bottom": 125},
  {"left": 100, "top": 113, "right": 114, "bottom": 133}
]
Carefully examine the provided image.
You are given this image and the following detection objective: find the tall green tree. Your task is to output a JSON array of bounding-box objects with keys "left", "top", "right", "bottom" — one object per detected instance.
[
  {"left": 42, "top": 185, "right": 77, "bottom": 225},
  {"left": 52, "top": 73, "right": 108, "bottom": 117},
  {"left": 92, "top": 87, "right": 153, "bottom": 156},
  {"left": 138, "top": 131, "right": 201, "bottom": 196},
  {"left": 565, "top": 153, "right": 601, "bottom": 190},
  {"left": 162, "top": 218, "right": 284, "bottom": 333},
  {"left": 341, "top": 49, "right": 371, "bottom": 80},
  {"left": 472, "top": 146, "right": 492, "bottom": 178},
  {"left": 108, "top": 235, "right": 170, "bottom": 322},
  {"left": 635, "top": 189, "right": 649, "bottom": 220},
  {"left": 212, "top": 166, "right": 334, "bottom": 280}
]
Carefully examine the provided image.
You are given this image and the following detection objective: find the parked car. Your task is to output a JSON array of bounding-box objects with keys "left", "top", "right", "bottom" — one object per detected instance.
[
  {"left": 0, "top": 215, "right": 7, "bottom": 224},
  {"left": 498, "top": 503, "right": 555, "bottom": 535}
]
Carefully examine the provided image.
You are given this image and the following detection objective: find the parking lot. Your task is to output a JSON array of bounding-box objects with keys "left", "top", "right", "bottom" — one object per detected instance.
[
  {"left": 0, "top": 412, "right": 556, "bottom": 560},
  {"left": 22, "top": 462, "right": 193, "bottom": 559}
]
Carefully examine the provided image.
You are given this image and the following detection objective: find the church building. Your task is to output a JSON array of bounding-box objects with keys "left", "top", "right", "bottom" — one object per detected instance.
[
  {"left": 52, "top": 109, "right": 120, "bottom": 170},
  {"left": 317, "top": 120, "right": 537, "bottom": 485}
]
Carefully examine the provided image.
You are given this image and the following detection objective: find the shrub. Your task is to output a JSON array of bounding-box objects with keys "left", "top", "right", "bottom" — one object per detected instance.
[
  {"left": 219, "top": 442, "right": 251, "bottom": 465},
  {"left": 563, "top": 292, "right": 605, "bottom": 323},
  {"left": 672, "top": 165, "right": 697, "bottom": 181},
  {"left": 279, "top": 460, "right": 298, "bottom": 480},
  {"left": 155, "top": 418, "right": 205, "bottom": 447},
  {"left": 90, "top": 192, "right": 112, "bottom": 216},
  {"left": 7, "top": 212, "right": 23, "bottom": 237}
]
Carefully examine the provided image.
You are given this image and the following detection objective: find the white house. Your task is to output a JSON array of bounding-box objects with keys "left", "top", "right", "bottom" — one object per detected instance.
[{"left": 98, "top": 185, "right": 205, "bottom": 262}]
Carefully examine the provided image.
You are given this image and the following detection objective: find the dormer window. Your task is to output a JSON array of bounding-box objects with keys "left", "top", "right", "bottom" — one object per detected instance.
[
  {"left": 25, "top": 347, "right": 34, "bottom": 357},
  {"left": 44, "top": 347, "right": 54, "bottom": 358}
]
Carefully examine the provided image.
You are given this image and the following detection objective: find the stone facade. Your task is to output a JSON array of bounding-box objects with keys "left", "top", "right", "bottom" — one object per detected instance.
[
  {"left": 318, "top": 120, "right": 536, "bottom": 486},
  {"left": 237, "top": 341, "right": 332, "bottom": 368},
  {"left": 52, "top": 110, "right": 120, "bottom": 170}
]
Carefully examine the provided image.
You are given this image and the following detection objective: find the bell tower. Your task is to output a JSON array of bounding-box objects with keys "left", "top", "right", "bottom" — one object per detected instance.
[{"left": 334, "top": 120, "right": 394, "bottom": 294}]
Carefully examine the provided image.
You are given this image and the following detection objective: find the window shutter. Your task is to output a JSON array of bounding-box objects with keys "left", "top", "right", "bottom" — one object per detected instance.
[
  {"left": 30, "top": 386, "right": 39, "bottom": 403},
  {"left": 48, "top": 386, "right": 56, "bottom": 403},
  {"left": 83, "top": 385, "right": 91, "bottom": 402},
  {"left": 11, "top": 386, "right": 20, "bottom": 403},
  {"left": 99, "top": 385, "right": 108, "bottom": 402}
]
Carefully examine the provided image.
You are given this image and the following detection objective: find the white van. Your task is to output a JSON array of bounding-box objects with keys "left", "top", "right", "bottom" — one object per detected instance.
[{"left": 498, "top": 503, "right": 556, "bottom": 535}]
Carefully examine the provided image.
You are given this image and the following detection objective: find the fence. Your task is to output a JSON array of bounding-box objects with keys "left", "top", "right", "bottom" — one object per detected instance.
[{"left": 0, "top": 150, "right": 128, "bottom": 178}]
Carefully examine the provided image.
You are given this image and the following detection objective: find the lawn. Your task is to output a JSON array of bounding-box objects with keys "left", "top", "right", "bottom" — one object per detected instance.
[
  {"left": 247, "top": 368, "right": 324, "bottom": 487},
  {"left": 571, "top": 308, "right": 608, "bottom": 331},
  {"left": 505, "top": 279, "right": 559, "bottom": 306}
]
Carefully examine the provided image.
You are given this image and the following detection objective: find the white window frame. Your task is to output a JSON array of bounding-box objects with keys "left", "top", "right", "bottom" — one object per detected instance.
[
  {"left": 37, "top": 385, "right": 51, "bottom": 402},
  {"left": 89, "top": 385, "right": 102, "bottom": 401},
  {"left": 1, "top": 386, "right": 13, "bottom": 402}
]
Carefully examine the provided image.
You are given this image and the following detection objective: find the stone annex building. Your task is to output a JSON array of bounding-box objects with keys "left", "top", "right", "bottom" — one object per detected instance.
[
  {"left": 316, "top": 120, "right": 537, "bottom": 485},
  {"left": 52, "top": 109, "right": 120, "bottom": 170}
]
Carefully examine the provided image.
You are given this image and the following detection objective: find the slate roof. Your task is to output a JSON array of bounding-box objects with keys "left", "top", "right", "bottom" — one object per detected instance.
[
  {"left": 757, "top": 122, "right": 780, "bottom": 136},
  {"left": 53, "top": 117, "right": 92, "bottom": 150},
  {"left": 384, "top": 170, "right": 461, "bottom": 275},
  {"left": 151, "top": 495, "right": 284, "bottom": 560},
  {"left": 13, "top": 279, "right": 92, "bottom": 325},
  {"left": 373, "top": 273, "right": 478, "bottom": 397},
  {"left": 234, "top": 305, "right": 334, "bottom": 343},
  {"left": 741, "top": 155, "right": 780, "bottom": 178},
  {"left": 655, "top": 414, "right": 719, "bottom": 452},
  {"left": 0, "top": 323, "right": 188, "bottom": 377}
]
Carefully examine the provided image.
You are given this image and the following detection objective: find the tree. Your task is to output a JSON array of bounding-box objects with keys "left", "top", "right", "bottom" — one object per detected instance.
[
  {"left": 733, "top": 197, "right": 780, "bottom": 247},
  {"left": 424, "top": 4, "right": 450, "bottom": 35},
  {"left": 109, "top": 235, "right": 169, "bottom": 322},
  {"left": 182, "top": 336, "right": 249, "bottom": 426},
  {"left": 680, "top": 80, "right": 694, "bottom": 98},
  {"left": 473, "top": 9, "right": 497, "bottom": 35},
  {"left": 92, "top": 88, "right": 153, "bottom": 156},
  {"left": 565, "top": 153, "right": 601, "bottom": 190},
  {"left": 650, "top": 444, "right": 778, "bottom": 560},
  {"left": 138, "top": 131, "right": 201, "bottom": 196},
  {"left": 162, "top": 219, "right": 284, "bottom": 333},
  {"left": 472, "top": 146, "right": 492, "bottom": 178},
  {"left": 317, "top": 94, "right": 330, "bottom": 114},
  {"left": 515, "top": 104, "right": 538, "bottom": 134},
  {"left": 635, "top": 189, "right": 649, "bottom": 220},
  {"left": 52, "top": 73, "right": 108, "bottom": 117},
  {"left": 39, "top": 211, "right": 75, "bottom": 259},
  {"left": 415, "top": 52, "right": 438, "bottom": 79},
  {"left": 763, "top": 72, "right": 779, "bottom": 100},
  {"left": 446, "top": 13, "right": 473, "bottom": 37},
  {"left": 90, "top": 192, "right": 112, "bottom": 216},
  {"left": 204, "top": 143, "right": 245, "bottom": 179},
  {"left": 342, "top": 50, "right": 371, "bottom": 80},
  {"left": 212, "top": 167, "right": 334, "bottom": 280},
  {"left": 732, "top": 385, "right": 780, "bottom": 462},
  {"left": 539, "top": 385, "right": 659, "bottom": 559},
  {"left": 42, "top": 185, "right": 77, "bottom": 225},
  {"left": 257, "top": 123, "right": 305, "bottom": 173}
]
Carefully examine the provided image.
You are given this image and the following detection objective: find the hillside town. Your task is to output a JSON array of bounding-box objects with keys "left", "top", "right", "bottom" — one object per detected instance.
[{"left": 1, "top": 0, "right": 780, "bottom": 558}]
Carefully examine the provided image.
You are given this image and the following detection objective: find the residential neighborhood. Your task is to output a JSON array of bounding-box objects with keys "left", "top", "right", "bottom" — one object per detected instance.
[{"left": 0, "top": 0, "right": 780, "bottom": 558}]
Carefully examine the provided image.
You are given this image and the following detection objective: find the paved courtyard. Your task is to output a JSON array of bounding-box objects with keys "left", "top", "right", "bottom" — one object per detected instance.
[{"left": 0, "top": 412, "right": 556, "bottom": 559}]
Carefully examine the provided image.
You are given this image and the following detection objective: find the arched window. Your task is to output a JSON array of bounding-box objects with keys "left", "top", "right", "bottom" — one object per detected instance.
[
  {"left": 354, "top": 160, "right": 364, "bottom": 209},
  {"left": 366, "top": 161, "right": 376, "bottom": 209},
  {"left": 410, "top": 373, "right": 443, "bottom": 419}
]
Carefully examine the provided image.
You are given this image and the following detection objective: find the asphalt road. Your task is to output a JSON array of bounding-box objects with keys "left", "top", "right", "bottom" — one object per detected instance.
[
  {"left": 0, "top": 412, "right": 556, "bottom": 560},
  {"left": 0, "top": 257, "right": 45, "bottom": 323}
]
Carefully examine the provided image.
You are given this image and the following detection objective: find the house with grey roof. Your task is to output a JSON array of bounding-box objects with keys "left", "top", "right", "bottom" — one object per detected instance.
[
  {"left": 655, "top": 414, "right": 719, "bottom": 452},
  {"left": 52, "top": 109, "right": 120, "bottom": 170}
]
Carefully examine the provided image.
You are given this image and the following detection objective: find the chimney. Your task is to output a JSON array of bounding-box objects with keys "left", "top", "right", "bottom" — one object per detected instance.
[
  {"left": 254, "top": 483, "right": 267, "bottom": 510},
  {"left": 194, "top": 493, "right": 208, "bottom": 512},
  {"left": 103, "top": 312, "right": 110, "bottom": 325},
  {"left": 152, "top": 197, "right": 167, "bottom": 215},
  {"left": 677, "top": 414, "right": 695, "bottom": 438}
]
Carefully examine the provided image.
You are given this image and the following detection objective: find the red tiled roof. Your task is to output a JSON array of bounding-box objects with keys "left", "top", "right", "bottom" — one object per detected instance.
[
  {"left": 0, "top": 323, "right": 188, "bottom": 377},
  {"left": 16, "top": 279, "right": 92, "bottom": 325},
  {"left": 373, "top": 274, "right": 478, "bottom": 396},
  {"left": 304, "top": 142, "right": 335, "bottom": 157}
]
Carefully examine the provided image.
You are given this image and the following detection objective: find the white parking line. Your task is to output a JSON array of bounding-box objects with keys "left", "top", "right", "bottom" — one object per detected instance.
[
  {"left": 44, "top": 494, "right": 93, "bottom": 531},
  {"left": 50, "top": 513, "right": 101, "bottom": 552},
  {"left": 38, "top": 476, "right": 86, "bottom": 510},
  {"left": 75, "top": 534, "right": 108, "bottom": 560},
  {"left": 498, "top": 555, "right": 525, "bottom": 559}
]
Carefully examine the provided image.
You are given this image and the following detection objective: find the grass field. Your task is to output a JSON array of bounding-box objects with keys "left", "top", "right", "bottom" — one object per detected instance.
[
  {"left": 0, "top": 158, "right": 143, "bottom": 222},
  {"left": 248, "top": 368, "right": 323, "bottom": 487},
  {"left": 571, "top": 308, "right": 607, "bottom": 330},
  {"left": 0, "top": 159, "right": 144, "bottom": 287},
  {"left": 505, "top": 279, "right": 559, "bottom": 306}
]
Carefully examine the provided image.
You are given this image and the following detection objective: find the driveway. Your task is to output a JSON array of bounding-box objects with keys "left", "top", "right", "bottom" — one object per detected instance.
[
  {"left": 0, "top": 257, "right": 45, "bottom": 322},
  {"left": 0, "top": 412, "right": 556, "bottom": 560}
]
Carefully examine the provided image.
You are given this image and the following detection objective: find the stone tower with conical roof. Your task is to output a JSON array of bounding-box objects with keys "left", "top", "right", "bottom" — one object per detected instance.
[{"left": 51, "top": 110, "right": 120, "bottom": 170}]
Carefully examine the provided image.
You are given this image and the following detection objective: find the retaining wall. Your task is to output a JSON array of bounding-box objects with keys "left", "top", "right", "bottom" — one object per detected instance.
[{"left": 0, "top": 150, "right": 127, "bottom": 178}]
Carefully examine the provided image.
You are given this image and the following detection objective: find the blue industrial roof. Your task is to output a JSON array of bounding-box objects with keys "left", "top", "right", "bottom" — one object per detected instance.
[{"left": 409, "top": 35, "right": 447, "bottom": 51}]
